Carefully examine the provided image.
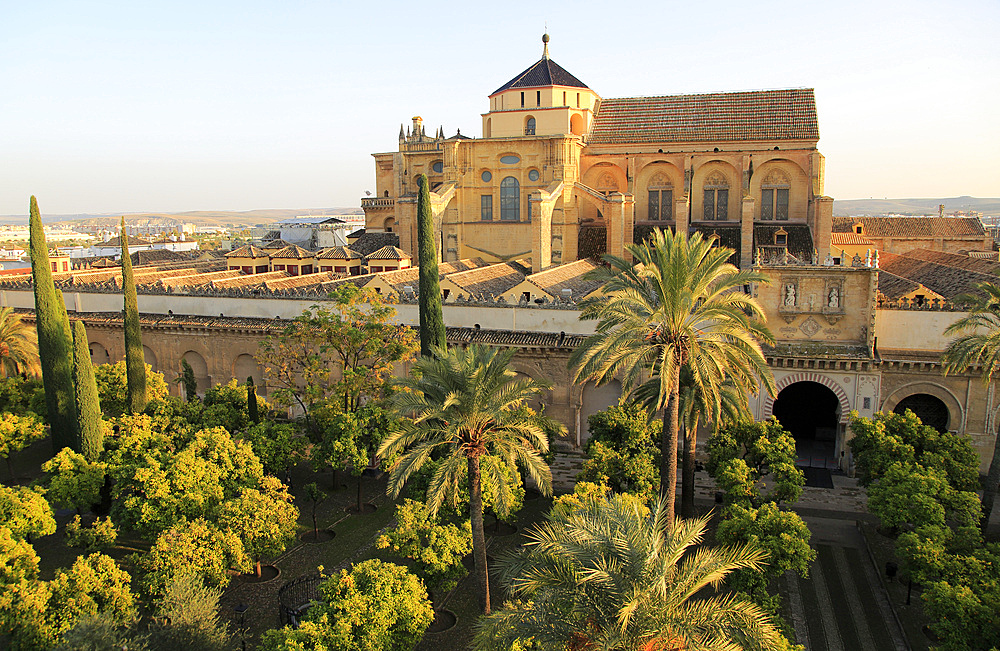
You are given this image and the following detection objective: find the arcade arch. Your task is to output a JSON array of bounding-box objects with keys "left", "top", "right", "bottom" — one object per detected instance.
[
  {"left": 142, "top": 346, "right": 158, "bottom": 373},
  {"left": 182, "top": 350, "right": 210, "bottom": 396},
  {"left": 579, "top": 380, "right": 621, "bottom": 446},
  {"left": 89, "top": 342, "right": 110, "bottom": 365},
  {"left": 882, "top": 382, "right": 963, "bottom": 434}
]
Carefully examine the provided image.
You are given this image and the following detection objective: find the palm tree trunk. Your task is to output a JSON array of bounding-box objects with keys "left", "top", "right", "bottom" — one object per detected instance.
[
  {"left": 981, "top": 435, "right": 1000, "bottom": 534},
  {"left": 682, "top": 420, "right": 697, "bottom": 518},
  {"left": 662, "top": 366, "right": 680, "bottom": 524},
  {"left": 468, "top": 454, "right": 491, "bottom": 614}
]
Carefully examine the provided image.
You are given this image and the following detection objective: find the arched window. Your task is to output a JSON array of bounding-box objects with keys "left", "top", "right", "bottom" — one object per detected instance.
[
  {"left": 500, "top": 177, "right": 520, "bottom": 222},
  {"left": 703, "top": 172, "right": 729, "bottom": 221},
  {"left": 525, "top": 117, "right": 536, "bottom": 136},
  {"left": 760, "top": 170, "right": 790, "bottom": 221},
  {"left": 647, "top": 173, "right": 673, "bottom": 221}
]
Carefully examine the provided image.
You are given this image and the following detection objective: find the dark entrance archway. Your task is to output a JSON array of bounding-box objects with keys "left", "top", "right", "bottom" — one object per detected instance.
[
  {"left": 893, "top": 394, "right": 950, "bottom": 433},
  {"left": 772, "top": 381, "right": 840, "bottom": 468}
]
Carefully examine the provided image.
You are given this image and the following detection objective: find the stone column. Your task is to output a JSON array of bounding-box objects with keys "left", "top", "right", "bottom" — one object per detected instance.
[
  {"left": 814, "top": 196, "right": 833, "bottom": 264},
  {"left": 674, "top": 194, "right": 689, "bottom": 234},
  {"left": 606, "top": 195, "right": 625, "bottom": 260},
  {"left": 741, "top": 196, "right": 756, "bottom": 269},
  {"left": 396, "top": 198, "right": 417, "bottom": 256},
  {"left": 530, "top": 191, "right": 553, "bottom": 273}
]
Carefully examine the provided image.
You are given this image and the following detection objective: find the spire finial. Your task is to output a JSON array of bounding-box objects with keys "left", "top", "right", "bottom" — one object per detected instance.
[{"left": 542, "top": 31, "right": 550, "bottom": 59}]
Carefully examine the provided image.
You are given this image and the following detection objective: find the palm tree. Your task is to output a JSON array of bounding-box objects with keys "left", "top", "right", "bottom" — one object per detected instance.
[
  {"left": 942, "top": 281, "right": 1000, "bottom": 531},
  {"left": 0, "top": 307, "right": 40, "bottom": 378},
  {"left": 674, "top": 365, "right": 754, "bottom": 517},
  {"left": 474, "top": 491, "right": 787, "bottom": 651},
  {"left": 379, "top": 344, "right": 554, "bottom": 615},
  {"left": 570, "top": 229, "right": 775, "bottom": 522}
]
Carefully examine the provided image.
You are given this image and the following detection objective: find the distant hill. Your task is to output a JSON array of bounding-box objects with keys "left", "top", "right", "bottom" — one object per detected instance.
[
  {"left": 834, "top": 196, "right": 1000, "bottom": 217},
  {"left": 0, "top": 208, "right": 364, "bottom": 227}
]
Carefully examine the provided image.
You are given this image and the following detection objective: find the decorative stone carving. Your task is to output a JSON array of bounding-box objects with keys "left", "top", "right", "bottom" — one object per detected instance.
[
  {"left": 799, "top": 316, "right": 822, "bottom": 337},
  {"left": 705, "top": 171, "right": 728, "bottom": 188},
  {"left": 762, "top": 169, "right": 790, "bottom": 186}
]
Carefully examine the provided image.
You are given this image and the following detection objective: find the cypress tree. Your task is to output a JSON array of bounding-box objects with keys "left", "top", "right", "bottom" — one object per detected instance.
[
  {"left": 121, "top": 219, "right": 147, "bottom": 413},
  {"left": 181, "top": 358, "right": 197, "bottom": 401},
  {"left": 416, "top": 174, "right": 446, "bottom": 357},
  {"left": 247, "top": 376, "right": 259, "bottom": 424},
  {"left": 28, "top": 196, "right": 78, "bottom": 453},
  {"left": 71, "top": 319, "right": 104, "bottom": 461}
]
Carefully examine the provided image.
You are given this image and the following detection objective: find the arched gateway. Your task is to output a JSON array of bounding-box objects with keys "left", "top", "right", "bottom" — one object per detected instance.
[{"left": 762, "top": 373, "right": 853, "bottom": 469}]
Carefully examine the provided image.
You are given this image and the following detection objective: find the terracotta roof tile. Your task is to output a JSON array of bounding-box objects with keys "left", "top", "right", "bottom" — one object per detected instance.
[
  {"left": 832, "top": 217, "right": 987, "bottom": 238},
  {"left": 269, "top": 245, "right": 314, "bottom": 260},
  {"left": 901, "top": 249, "right": 1000, "bottom": 275},
  {"left": 878, "top": 251, "right": 995, "bottom": 299},
  {"left": 831, "top": 232, "right": 874, "bottom": 246},
  {"left": 351, "top": 232, "right": 401, "bottom": 257},
  {"left": 526, "top": 259, "right": 603, "bottom": 300},
  {"left": 225, "top": 245, "right": 269, "bottom": 258},
  {"left": 364, "top": 245, "right": 410, "bottom": 261},
  {"left": 445, "top": 261, "right": 529, "bottom": 298},
  {"left": 589, "top": 89, "right": 819, "bottom": 145},
  {"left": 210, "top": 271, "right": 289, "bottom": 288},
  {"left": 315, "top": 246, "right": 362, "bottom": 260}
]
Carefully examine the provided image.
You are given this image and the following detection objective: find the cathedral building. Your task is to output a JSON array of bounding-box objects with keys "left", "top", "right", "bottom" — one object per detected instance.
[{"left": 362, "top": 34, "right": 832, "bottom": 272}]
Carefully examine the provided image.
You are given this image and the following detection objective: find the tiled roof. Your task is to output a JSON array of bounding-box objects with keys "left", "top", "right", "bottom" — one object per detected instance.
[
  {"left": 160, "top": 269, "right": 242, "bottom": 288},
  {"left": 269, "top": 245, "right": 314, "bottom": 260},
  {"left": 492, "top": 57, "right": 589, "bottom": 95},
  {"left": 316, "top": 247, "right": 362, "bottom": 260},
  {"left": 130, "top": 249, "right": 183, "bottom": 266},
  {"left": 445, "top": 261, "right": 529, "bottom": 298},
  {"left": 364, "top": 245, "right": 410, "bottom": 261},
  {"left": 260, "top": 238, "right": 293, "bottom": 249},
  {"left": 263, "top": 272, "right": 337, "bottom": 290},
  {"left": 588, "top": 89, "right": 819, "bottom": 145},
  {"left": 351, "top": 232, "right": 401, "bottom": 257},
  {"left": 754, "top": 224, "right": 814, "bottom": 262},
  {"left": 832, "top": 217, "right": 987, "bottom": 238},
  {"left": 877, "top": 270, "right": 923, "bottom": 301},
  {"left": 878, "top": 251, "right": 995, "bottom": 300},
  {"left": 831, "top": 232, "right": 874, "bottom": 246},
  {"left": 447, "top": 326, "right": 586, "bottom": 349},
  {"left": 688, "top": 225, "right": 742, "bottom": 265},
  {"left": 440, "top": 258, "right": 491, "bottom": 274},
  {"left": 211, "top": 271, "right": 289, "bottom": 288},
  {"left": 225, "top": 245, "right": 269, "bottom": 258},
  {"left": 898, "top": 249, "right": 1000, "bottom": 275},
  {"left": 526, "top": 259, "right": 603, "bottom": 300},
  {"left": 347, "top": 228, "right": 365, "bottom": 239}
]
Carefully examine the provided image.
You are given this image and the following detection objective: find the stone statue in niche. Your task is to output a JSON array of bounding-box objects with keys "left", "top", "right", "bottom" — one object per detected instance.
[
  {"left": 828, "top": 287, "right": 840, "bottom": 308},
  {"left": 783, "top": 284, "right": 796, "bottom": 306}
]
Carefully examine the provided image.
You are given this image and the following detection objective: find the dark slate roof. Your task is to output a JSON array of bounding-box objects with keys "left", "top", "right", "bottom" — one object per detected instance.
[
  {"left": 754, "top": 224, "right": 814, "bottom": 262},
  {"left": 588, "top": 89, "right": 819, "bottom": 145},
  {"left": 877, "top": 270, "right": 923, "bottom": 301},
  {"left": 347, "top": 228, "right": 366, "bottom": 239},
  {"left": 492, "top": 57, "right": 589, "bottom": 95},
  {"left": 351, "top": 232, "right": 400, "bottom": 257},
  {"left": 689, "top": 225, "right": 742, "bottom": 265},
  {"left": 878, "top": 251, "right": 995, "bottom": 300},
  {"left": 832, "top": 217, "right": 987, "bottom": 238}
]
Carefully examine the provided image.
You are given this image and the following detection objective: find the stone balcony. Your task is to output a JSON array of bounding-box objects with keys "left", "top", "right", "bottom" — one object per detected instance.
[{"left": 361, "top": 197, "right": 394, "bottom": 210}]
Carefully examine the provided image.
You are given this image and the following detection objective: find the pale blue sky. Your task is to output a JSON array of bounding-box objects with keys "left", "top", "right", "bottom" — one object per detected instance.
[{"left": 2, "top": 0, "right": 998, "bottom": 215}]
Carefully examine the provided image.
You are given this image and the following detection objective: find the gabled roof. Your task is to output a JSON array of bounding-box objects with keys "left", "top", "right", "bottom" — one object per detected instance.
[
  {"left": 525, "top": 259, "right": 604, "bottom": 300},
  {"left": 878, "top": 251, "right": 996, "bottom": 300},
  {"left": 444, "top": 261, "right": 531, "bottom": 298},
  {"left": 225, "top": 245, "right": 269, "bottom": 258},
  {"left": 347, "top": 228, "right": 366, "bottom": 239},
  {"left": 351, "top": 232, "right": 400, "bottom": 257},
  {"left": 832, "top": 217, "right": 987, "bottom": 238},
  {"left": 364, "top": 245, "right": 410, "bottom": 261},
  {"left": 877, "top": 270, "right": 924, "bottom": 301},
  {"left": 588, "top": 89, "right": 819, "bottom": 145},
  {"left": 269, "top": 245, "right": 314, "bottom": 260},
  {"left": 754, "top": 224, "right": 814, "bottom": 262},
  {"left": 260, "top": 238, "right": 293, "bottom": 249},
  {"left": 492, "top": 56, "right": 589, "bottom": 96},
  {"left": 831, "top": 232, "right": 874, "bottom": 246},
  {"left": 316, "top": 246, "right": 362, "bottom": 260},
  {"left": 903, "top": 249, "right": 1000, "bottom": 275}
]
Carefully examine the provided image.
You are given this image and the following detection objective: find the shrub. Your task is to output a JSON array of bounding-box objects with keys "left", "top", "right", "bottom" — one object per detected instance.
[{"left": 65, "top": 516, "right": 118, "bottom": 552}]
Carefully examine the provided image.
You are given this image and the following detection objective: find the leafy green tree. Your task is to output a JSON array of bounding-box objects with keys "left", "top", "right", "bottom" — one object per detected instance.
[
  {"left": 416, "top": 173, "right": 446, "bottom": 357},
  {"left": 0, "top": 524, "right": 40, "bottom": 584},
  {"left": 380, "top": 344, "right": 553, "bottom": 614},
  {"left": 0, "top": 411, "right": 45, "bottom": 479},
  {"left": 706, "top": 418, "right": 805, "bottom": 507},
  {"left": 848, "top": 409, "right": 978, "bottom": 490},
  {"left": 376, "top": 498, "right": 473, "bottom": 592},
  {"left": 71, "top": 320, "right": 104, "bottom": 460},
  {"left": 219, "top": 475, "right": 299, "bottom": 577},
  {"left": 314, "top": 402, "right": 397, "bottom": 511},
  {"left": 303, "top": 482, "right": 326, "bottom": 538},
  {"left": 142, "top": 518, "right": 250, "bottom": 596},
  {"left": 147, "top": 570, "right": 230, "bottom": 651},
  {"left": 475, "top": 492, "right": 790, "bottom": 651},
  {"left": 65, "top": 515, "right": 118, "bottom": 552},
  {"left": 867, "top": 462, "right": 981, "bottom": 533},
  {"left": 0, "top": 552, "right": 137, "bottom": 650},
  {"left": 578, "top": 403, "right": 660, "bottom": 495},
  {"left": 120, "top": 219, "right": 147, "bottom": 414},
  {"left": 256, "top": 284, "right": 417, "bottom": 429},
  {"left": 0, "top": 483, "right": 56, "bottom": 541},
  {"left": 716, "top": 501, "right": 816, "bottom": 624},
  {"left": 942, "top": 280, "right": 1000, "bottom": 530},
  {"left": 110, "top": 426, "right": 265, "bottom": 538},
  {"left": 0, "top": 376, "right": 44, "bottom": 416},
  {"left": 200, "top": 378, "right": 268, "bottom": 432},
  {"left": 179, "top": 358, "right": 198, "bottom": 401},
  {"left": 241, "top": 420, "right": 304, "bottom": 476},
  {"left": 42, "top": 447, "right": 107, "bottom": 513},
  {"left": 261, "top": 560, "right": 433, "bottom": 651},
  {"left": 94, "top": 361, "right": 169, "bottom": 418},
  {"left": 0, "top": 306, "right": 40, "bottom": 378},
  {"left": 29, "top": 195, "right": 79, "bottom": 452},
  {"left": 570, "top": 229, "right": 775, "bottom": 522},
  {"left": 55, "top": 615, "right": 148, "bottom": 651}
]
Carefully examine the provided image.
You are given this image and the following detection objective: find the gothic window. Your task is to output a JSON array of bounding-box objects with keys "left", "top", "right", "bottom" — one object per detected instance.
[
  {"left": 500, "top": 177, "right": 520, "bottom": 221},
  {"left": 481, "top": 195, "right": 493, "bottom": 221},
  {"left": 760, "top": 170, "right": 790, "bottom": 221},
  {"left": 647, "top": 173, "right": 673, "bottom": 221},
  {"left": 525, "top": 117, "right": 536, "bottom": 136},
  {"left": 703, "top": 172, "right": 729, "bottom": 221}
]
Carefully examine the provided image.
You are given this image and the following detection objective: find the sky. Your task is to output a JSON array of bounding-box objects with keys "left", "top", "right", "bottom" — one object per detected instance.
[{"left": 1, "top": 0, "right": 998, "bottom": 216}]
